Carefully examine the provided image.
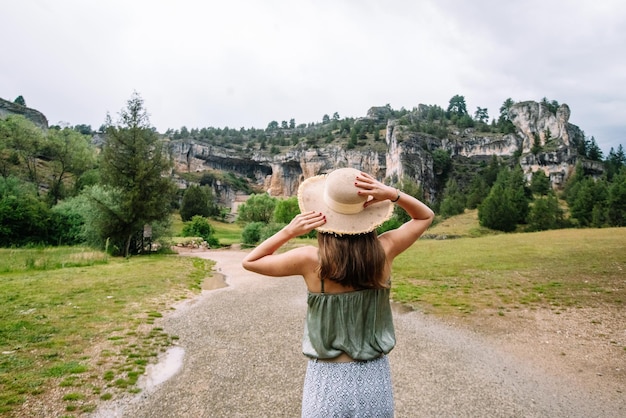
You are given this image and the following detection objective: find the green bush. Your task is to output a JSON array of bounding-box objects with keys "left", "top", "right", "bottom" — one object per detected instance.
[
  {"left": 182, "top": 216, "right": 219, "bottom": 247},
  {"left": 526, "top": 193, "right": 566, "bottom": 231},
  {"left": 237, "top": 194, "right": 277, "bottom": 223},
  {"left": 377, "top": 217, "right": 402, "bottom": 234},
  {"left": 241, "top": 222, "right": 265, "bottom": 246},
  {"left": 260, "top": 223, "right": 285, "bottom": 241},
  {"left": 0, "top": 177, "right": 51, "bottom": 246},
  {"left": 273, "top": 197, "right": 299, "bottom": 223}
]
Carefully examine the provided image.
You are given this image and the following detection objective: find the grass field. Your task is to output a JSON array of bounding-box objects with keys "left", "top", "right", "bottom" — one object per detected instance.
[
  {"left": 392, "top": 228, "right": 626, "bottom": 316},
  {"left": 0, "top": 248, "right": 213, "bottom": 416}
]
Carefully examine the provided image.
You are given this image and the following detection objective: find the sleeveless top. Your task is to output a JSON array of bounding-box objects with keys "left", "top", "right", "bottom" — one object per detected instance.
[{"left": 302, "top": 280, "right": 396, "bottom": 361}]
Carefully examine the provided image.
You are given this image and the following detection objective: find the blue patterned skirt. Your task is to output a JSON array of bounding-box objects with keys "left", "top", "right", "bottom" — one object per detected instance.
[{"left": 301, "top": 355, "right": 394, "bottom": 418}]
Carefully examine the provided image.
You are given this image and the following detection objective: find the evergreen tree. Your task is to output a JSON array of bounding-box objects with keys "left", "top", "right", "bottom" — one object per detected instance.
[
  {"left": 98, "top": 92, "right": 177, "bottom": 256},
  {"left": 483, "top": 155, "right": 501, "bottom": 187},
  {"left": 527, "top": 191, "right": 564, "bottom": 231},
  {"left": 530, "top": 170, "right": 551, "bottom": 195},
  {"left": 478, "top": 168, "right": 529, "bottom": 231},
  {"left": 605, "top": 145, "right": 626, "bottom": 181},
  {"left": 180, "top": 185, "right": 214, "bottom": 221},
  {"left": 466, "top": 175, "right": 489, "bottom": 209},
  {"left": 507, "top": 166, "right": 531, "bottom": 224},
  {"left": 447, "top": 95, "right": 468, "bottom": 117},
  {"left": 439, "top": 178, "right": 466, "bottom": 218},
  {"left": 498, "top": 98, "right": 516, "bottom": 133},
  {"left": 562, "top": 162, "right": 587, "bottom": 202},
  {"left": 607, "top": 168, "right": 626, "bottom": 226},
  {"left": 474, "top": 107, "right": 489, "bottom": 123},
  {"left": 478, "top": 176, "right": 518, "bottom": 232},
  {"left": 587, "top": 136, "right": 603, "bottom": 161},
  {"left": 569, "top": 177, "right": 608, "bottom": 227}
]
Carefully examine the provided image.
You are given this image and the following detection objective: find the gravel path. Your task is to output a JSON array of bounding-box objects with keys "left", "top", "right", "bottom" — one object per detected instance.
[{"left": 93, "top": 249, "right": 624, "bottom": 418}]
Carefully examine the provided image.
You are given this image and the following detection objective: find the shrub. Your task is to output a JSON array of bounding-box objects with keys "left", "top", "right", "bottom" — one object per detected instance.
[
  {"left": 237, "top": 194, "right": 277, "bottom": 223},
  {"left": 181, "top": 216, "right": 219, "bottom": 247},
  {"left": 260, "top": 223, "right": 285, "bottom": 241},
  {"left": 241, "top": 222, "right": 265, "bottom": 246}
]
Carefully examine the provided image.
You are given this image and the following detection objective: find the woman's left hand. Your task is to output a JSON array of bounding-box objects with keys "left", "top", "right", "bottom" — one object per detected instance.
[
  {"left": 284, "top": 211, "right": 326, "bottom": 237},
  {"left": 355, "top": 172, "right": 396, "bottom": 208}
]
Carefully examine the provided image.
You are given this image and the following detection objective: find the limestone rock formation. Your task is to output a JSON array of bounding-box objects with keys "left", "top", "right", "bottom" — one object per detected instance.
[
  {"left": 172, "top": 100, "right": 592, "bottom": 204},
  {"left": 0, "top": 97, "right": 48, "bottom": 129},
  {"left": 1, "top": 95, "right": 594, "bottom": 207}
]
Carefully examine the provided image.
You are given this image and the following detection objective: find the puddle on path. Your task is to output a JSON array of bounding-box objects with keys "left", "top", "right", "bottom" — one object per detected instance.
[
  {"left": 203, "top": 272, "right": 228, "bottom": 290},
  {"left": 141, "top": 346, "right": 185, "bottom": 390}
]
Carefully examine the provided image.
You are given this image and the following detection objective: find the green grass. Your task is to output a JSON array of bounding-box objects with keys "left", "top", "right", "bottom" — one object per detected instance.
[
  {"left": 426, "top": 209, "right": 500, "bottom": 238},
  {"left": 392, "top": 227, "right": 626, "bottom": 316},
  {"left": 171, "top": 213, "right": 243, "bottom": 246},
  {"left": 0, "top": 246, "right": 108, "bottom": 274},
  {"left": 209, "top": 220, "right": 244, "bottom": 245},
  {"left": 0, "top": 248, "right": 214, "bottom": 416}
]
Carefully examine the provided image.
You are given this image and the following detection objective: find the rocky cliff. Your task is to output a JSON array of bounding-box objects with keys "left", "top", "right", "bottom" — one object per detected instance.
[
  {"left": 0, "top": 97, "right": 48, "bottom": 129},
  {"left": 172, "top": 100, "right": 594, "bottom": 202},
  {"left": 0, "top": 95, "right": 594, "bottom": 206}
]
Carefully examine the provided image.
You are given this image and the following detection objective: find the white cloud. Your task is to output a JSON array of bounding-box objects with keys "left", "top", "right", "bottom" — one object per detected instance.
[{"left": 1, "top": 0, "right": 624, "bottom": 152}]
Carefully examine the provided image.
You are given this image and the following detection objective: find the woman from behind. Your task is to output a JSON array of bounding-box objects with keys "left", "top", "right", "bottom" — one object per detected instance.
[{"left": 242, "top": 167, "right": 434, "bottom": 417}]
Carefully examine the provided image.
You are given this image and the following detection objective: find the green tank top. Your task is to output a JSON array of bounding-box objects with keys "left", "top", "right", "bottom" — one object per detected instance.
[{"left": 302, "top": 285, "right": 396, "bottom": 361}]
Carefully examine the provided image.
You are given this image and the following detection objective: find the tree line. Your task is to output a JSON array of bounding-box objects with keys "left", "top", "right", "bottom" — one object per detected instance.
[
  {"left": 1, "top": 93, "right": 625, "bottom": 254},
  {"left": 229, "top": 150, "right": 625, "bottom": 248},
  {"left": 1, "top": 93, "right": 176, "bottom": 256},
  {"left": 438, "top": 153, "right": 626, "bottom": 232}
]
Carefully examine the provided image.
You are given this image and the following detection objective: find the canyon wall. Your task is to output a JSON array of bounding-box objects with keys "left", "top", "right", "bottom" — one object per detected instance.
[{"left": 171, "top": 100, "right": 592, "bottom": 203}]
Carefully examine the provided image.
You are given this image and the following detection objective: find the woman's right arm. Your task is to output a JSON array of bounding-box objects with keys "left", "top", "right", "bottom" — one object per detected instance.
[
  {"left": 379, "top": 190, "right": 435, "bottom": 259},
  {"left": 355, "top": 172, "right": 435, "bottom": 259}
]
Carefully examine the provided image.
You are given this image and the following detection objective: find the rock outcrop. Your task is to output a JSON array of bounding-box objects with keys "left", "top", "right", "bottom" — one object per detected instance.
[
  {"left": 0, "top": 97, "right": 48, "bottom": 129},
  {"left": 1, "top": 95, "right": 594, "bottom": 206},
  {"left": 172, "top": 100, "right": 594, "bottom": 204},
  {"left": 509, "top": 101, "right": 586, "bottom": 187}
]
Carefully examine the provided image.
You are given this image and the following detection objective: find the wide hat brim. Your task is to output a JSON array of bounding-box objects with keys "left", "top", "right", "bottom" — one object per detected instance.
[{"left": 297, "top": 171, "right": 394, "bottom": 235}]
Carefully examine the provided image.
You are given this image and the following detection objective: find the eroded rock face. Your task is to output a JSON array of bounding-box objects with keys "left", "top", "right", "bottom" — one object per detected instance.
[
  {"left": 509, "top": 101, "right": 573, "bottom": 151},
  {"left": 0, "top": 97, "right": 48, "bottom": 129},
  {"left": 508, "top": 101, "right": 587, "bottom": 186},
  {"left": 171, "top": 100, "right": 592, "bottom": 202}
]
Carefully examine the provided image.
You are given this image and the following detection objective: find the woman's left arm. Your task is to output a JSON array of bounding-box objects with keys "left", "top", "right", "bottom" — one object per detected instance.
[{"left": 242, "top": 211, "right": 325, "bottom": 277}]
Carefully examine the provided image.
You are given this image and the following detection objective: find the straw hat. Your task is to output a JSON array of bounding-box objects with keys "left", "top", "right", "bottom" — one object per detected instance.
[{"left": 297, "top": 168, "right": 394, "bottom": 235}]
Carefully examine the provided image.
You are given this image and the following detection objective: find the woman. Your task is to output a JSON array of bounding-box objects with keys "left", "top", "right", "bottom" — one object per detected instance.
[{"left": 242, "top": 168, "right": 434, "bottom": 417}]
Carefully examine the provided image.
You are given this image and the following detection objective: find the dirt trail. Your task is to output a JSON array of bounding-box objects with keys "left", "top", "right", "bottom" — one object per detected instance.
[{"left": 93, "top": 249, "right": 624, "bottom": 418}]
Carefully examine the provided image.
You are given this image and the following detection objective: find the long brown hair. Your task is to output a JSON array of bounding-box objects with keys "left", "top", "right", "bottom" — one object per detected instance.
[{"left": 317, "top": 231, "right": 388, "bottom": 289}]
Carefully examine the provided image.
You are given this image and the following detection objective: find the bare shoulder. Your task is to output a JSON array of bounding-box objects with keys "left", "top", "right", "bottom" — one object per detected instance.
[{"left": 288, "top": 245, "right": 318, "bottom": 262}]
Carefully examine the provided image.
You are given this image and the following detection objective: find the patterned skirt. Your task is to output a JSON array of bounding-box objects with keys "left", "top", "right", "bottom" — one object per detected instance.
[{"left": 301, "top": 355, "right": 394, "bottom": 418}]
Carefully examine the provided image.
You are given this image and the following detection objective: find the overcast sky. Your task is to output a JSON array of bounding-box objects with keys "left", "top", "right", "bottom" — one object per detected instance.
[{"left": 2, "top": 0, "right": 625, "bottom": 153}]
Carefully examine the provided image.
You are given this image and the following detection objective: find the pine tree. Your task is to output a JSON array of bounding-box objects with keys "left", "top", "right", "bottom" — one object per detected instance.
[
  {"left": 527, "top": 192, "right": 564, "bottom": 231},
  {"left": 607, "top": 168, "right": 626, "bottom": 226},
  {"left": 439, "top": 178, "right": 466, "bottom": 218},
  {"left": 180, "top": 185, "right": 212, "bottom": 221},
  {"left": 98, "top": 92, "right": 177, "bottom": 256}
]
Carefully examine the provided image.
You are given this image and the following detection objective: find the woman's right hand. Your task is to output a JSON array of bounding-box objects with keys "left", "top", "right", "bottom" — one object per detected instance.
[{"left": 284, "top": 211, "right": 326, "bottom": 237}]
